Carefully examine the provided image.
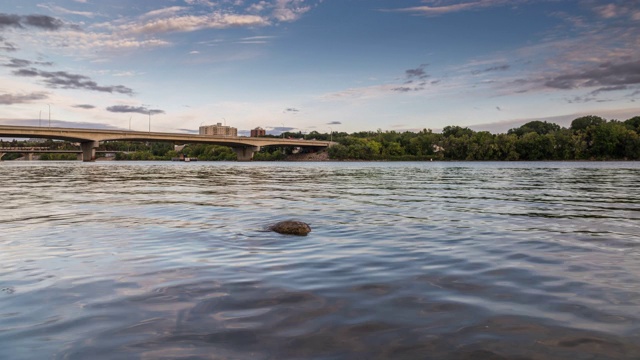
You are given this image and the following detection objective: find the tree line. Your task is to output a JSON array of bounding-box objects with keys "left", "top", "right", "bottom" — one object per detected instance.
[
  {"left": 2, "top": 115, "right": 639, "bottom": 161},
  {"left": 324, "top": 115, "right": 640, "bottom": 161}
]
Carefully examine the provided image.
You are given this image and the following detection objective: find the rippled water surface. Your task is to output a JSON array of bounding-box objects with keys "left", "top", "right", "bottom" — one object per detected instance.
[{"left": 1, "top": 161, "right": 640, "bottom": 359}]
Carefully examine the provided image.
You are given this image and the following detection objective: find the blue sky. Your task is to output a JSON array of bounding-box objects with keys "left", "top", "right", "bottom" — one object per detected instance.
[{"left": 1, "top": 0, "right": 639, "bottom": 135}]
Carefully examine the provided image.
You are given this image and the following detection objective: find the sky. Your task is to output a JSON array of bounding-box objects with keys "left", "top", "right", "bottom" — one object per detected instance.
[{"left": 0, "top": 0, "right": 639, "bottom": 135}]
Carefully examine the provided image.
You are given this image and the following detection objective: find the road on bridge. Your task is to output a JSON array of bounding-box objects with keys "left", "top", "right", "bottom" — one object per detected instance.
[{"left": 0, "top": 125, "right": 332, "bottom": 161}]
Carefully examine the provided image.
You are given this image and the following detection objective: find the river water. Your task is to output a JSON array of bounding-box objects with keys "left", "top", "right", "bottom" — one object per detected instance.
[{"left": 1, "top": 161, "right": 639, "bottom": 359}]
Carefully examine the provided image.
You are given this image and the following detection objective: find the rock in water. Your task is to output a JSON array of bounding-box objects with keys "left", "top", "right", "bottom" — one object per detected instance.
[{"left": 270, "top": 221, "right": 311, "bottom": 236}]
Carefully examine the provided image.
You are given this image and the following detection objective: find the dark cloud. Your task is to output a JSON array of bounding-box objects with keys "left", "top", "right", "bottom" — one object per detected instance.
[
  {"left": 392, "top": 86, "right": 414, "bottom": 93},
  {"left": 268, "top": 126, "right": 296, "bottom": 135},
  {"left": 405, "top": 64, "right": 429, "bottom": 80},
  {"left": 545, "top": 60, "right": 640, "bottom": 90},
  {"left": 178, "top": 129, "right": 199, "bottom": 134},
  {"left": 393, "top": 64, "right": 430, "bottom": 92},
  {"left": 73, "top": 104, "right": 96, "bottom": 109},
  {"left": 0, "top": 91, "right": 48, "bottom": 105},
  {"left": 472, "top": 64, "right": 510, "bottom": 75},
  {"left": 284, "top": 107, "right": 300, "bottom": 113},
  {"left": 590, "top": 85, "right": 628, "bottom": 95},
  {"left": 0, "top": 36, "right": 17, "bottom": 52},
  {"left": 496, "top": 106, "right": 502, "bottom": 111},
  {"left": 4, "top": 58, "right": 32, "bottom": 68},
  {"left": 0, "top": 14, "right": 21, "bottom": 29},
  {"left": 327, "top": 121, "right": 342, "bottom": 125},
  {"left": 106, "top": 105, "right": 165, "bottom": 115},
  {"left": 13, "top": 68, "right": 134, "bottom": 95},
  {"left": 22, "top": 15, "right": 64, "bottom": 30},
  {"left": 0, "top": 13, "right": 64, "bottom": 30}
]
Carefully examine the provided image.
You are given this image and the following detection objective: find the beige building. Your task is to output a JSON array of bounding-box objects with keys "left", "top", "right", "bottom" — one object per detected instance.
[{"left": 199, "top": 123, "right": 237, "bottom": 137}]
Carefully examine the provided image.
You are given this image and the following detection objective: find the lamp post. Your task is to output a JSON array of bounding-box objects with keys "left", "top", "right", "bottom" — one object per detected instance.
[
  {"left": 148, "top": 110, "right": 151, "bottom": 133},
  {"left": 328, "top": 127, "right": 333, "bottom": 143},
  {"left": 47, "top": 104, "right": 51, "bottom": 128},
  {"left": 39, "top": 110, "right": 41, "bottom": 127},
  {"left": 129, "top": 116, "right": 132, "bottom": 131},
  {"left": 282, "top": 123, "right": 285, "bottom": 139}
]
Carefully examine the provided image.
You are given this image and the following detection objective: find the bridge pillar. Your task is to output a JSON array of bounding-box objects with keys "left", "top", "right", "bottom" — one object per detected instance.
[
  {"left": 80, "top": 141, "right": 99, "bottom": 162},
  {"left": 26, "top": 153, "right": 33, "bottom": 161},
  {"left": 0, "top": 153, "right": 4, "bottom": 161},
  {"left": 232, "top": 146, "right": 260, "bottom": 161}
]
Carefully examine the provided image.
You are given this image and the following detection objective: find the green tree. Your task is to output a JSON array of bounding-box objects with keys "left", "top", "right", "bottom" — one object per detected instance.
[
  {"left": 508, "top": 121, "right": 561, "bottom": 136},
  {"left": 571, "top": 115, "right": 606, "bottom": 132}
]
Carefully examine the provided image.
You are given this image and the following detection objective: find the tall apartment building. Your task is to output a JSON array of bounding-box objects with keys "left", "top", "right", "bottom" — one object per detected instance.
[
  {"left": 250, "top": 127, "right": 266, "bottom": 137},
  {"left": 199, "top": 123, "right": 237, "bottom": 137}
]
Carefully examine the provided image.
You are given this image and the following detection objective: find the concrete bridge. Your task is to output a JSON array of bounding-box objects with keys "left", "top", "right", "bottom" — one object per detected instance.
[
  {"left": 0, "top": 147, "right": 122, "bottom": 161},
  {"left": 0, "top": 125, "right": 332, "bottom": 161}
]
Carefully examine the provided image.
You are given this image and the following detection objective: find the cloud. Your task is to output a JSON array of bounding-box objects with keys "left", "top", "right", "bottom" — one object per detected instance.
[
  {"left": 36, "top": 4, "right": 97, "bottom": 18},
  {"left": 2, "top": 58, "right": 53, "bottom": 68},
  {"left": 392, "top": 64, "right": 430, "bottom": 92},
  {"left": 284, "top": 107, "right": 300, "bottom": 112},
  {"left": 0, "top": 91, "right": 48, "bottom": 105},
  {"left": 106, "top": 105, "right": 165, "bottom": 115},
  {"left": 73, "top": 104, "right": 96, "bottom": 109},
  {"left": 388, "top": 0, "right": 515, "bottom": 16},
  {"left": 118, "top": 12, "right": 270, "bottom": 35},
  {"left": 13, "top": 68, "right": 135, "bottom": 95},
  {"left": 22, "top": 15, "right": 65, "bottom": 30},
  {"left": 591, "top": 2, "right": 640, "bottom": 20},
  {"left": 272, "top": 0, "right": 311, "bottom": 22},
  {"left": 0, "top": 36, "right": 17, "bottom": 52},
  {"left": 472, "top": 64, "right": 510, "bottom": 75},
  {"left": 544, "top": 60, "right": 640, "bottom": 90},
  {"left": 140, "top": 6, "right": 187, "bottom": 20},
  {"left": 327, "top": 121, "right": 342, "bottom": 125}
]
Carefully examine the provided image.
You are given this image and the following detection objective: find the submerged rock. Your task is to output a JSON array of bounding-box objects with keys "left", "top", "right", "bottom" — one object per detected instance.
[{"left": 269, "top": 221, "right": 311, "bottom": 236}]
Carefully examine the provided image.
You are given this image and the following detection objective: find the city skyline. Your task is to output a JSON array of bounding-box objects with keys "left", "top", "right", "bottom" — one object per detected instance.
[{"left": 1, "top": 0, "right": 639, "bottom": 135}]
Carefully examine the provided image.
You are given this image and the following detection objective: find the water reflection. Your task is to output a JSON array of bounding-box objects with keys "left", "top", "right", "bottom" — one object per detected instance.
[{"left": 1, "top": 161, "right": 639, "bottom": 359}]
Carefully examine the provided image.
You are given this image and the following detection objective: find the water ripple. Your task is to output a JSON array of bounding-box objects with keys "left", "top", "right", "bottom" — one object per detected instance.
[{"left": 1, "top": 161, "right": 640, "bottom": 359}]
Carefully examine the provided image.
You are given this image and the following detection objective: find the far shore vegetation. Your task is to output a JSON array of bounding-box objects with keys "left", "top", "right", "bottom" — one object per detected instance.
[{"left": 2, "top": 115, "right": 640, "bottom": 161}]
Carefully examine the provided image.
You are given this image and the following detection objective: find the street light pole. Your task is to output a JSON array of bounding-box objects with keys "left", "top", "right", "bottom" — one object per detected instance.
[
  {"left": 39, "top": 110, "right": 42, "bottom": 127},
  {"left": 47, "top": 104, "right": 51, "bottom": 128},
  {"left": 129, "top": 116, "right": 132, "bottom": 131},
  {"left": 148, "top": 111, "right": 151, "bottom": 133},
  {"left": 282, "top": 123, "right": 285, "bottom": 138},
  {"left": 328, "top": 127, "right": 333, "bottom": 143}
]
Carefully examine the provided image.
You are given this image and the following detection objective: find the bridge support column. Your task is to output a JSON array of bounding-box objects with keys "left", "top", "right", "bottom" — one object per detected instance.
[
  {"left": 0, "top": 153, "right": 4, "bottom": 161},
  {"left": 81, "top": 141, "right": 99, "bottom": 162},
  {"left": 26, "top": 153, "right": 33, "bottom": 161},
  {"left": 232, "top": 146, "right": 260, "bottom": 161}
]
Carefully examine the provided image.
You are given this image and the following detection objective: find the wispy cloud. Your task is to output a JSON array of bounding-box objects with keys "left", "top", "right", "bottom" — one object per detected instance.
[
  {"left": 327, "top": 121, "right": 342, "bottom": 125},
  {"left": 106, "top": 105, "right": 165, "bottom": 115},
  {"left": 471, "top": 64, "right": 510, "bottom": 75},
  {"left": 37, "top": 4, "right": 98, "bottom": 19},
  {"left": 117, "top": 13, "right": 270, "bottom": 35},
  {"left": 0, "top": 91, "right": 49, "bottom": 105},
  {"left": 12, "top": 68, "right": 135, "bottom": 95},
  {"left": 272, "top": 0, "right": 311, "bottom": 22},
  {"left": 387, "top": 0, "right": 516, "bottom": 16},
  {"left": 284, "top": 107, "right": 300, "bottom": 113}
]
